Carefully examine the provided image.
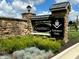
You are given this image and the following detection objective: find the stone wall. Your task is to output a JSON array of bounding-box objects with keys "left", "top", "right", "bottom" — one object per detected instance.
[{"left": 0, "top": 17, "right": 31, "bottom": 37}]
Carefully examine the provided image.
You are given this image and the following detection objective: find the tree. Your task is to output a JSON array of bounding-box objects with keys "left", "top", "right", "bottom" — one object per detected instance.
[{"left": 68, "top": 21, "right": 73, "bottom": 31}]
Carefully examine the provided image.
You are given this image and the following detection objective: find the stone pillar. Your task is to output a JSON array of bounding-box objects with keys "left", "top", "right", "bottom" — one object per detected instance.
[
  {"left": 64, "top": 14, "right": 69, "bottom": 43},
  {"left": 22, "top": 13, "right": 36, "bottom": 34},
  {"left": 50, "top": 11, "right": 70, "bottom": 43},
  {"left": 50, "top": 2, "right": 71, "bottom": 43}
]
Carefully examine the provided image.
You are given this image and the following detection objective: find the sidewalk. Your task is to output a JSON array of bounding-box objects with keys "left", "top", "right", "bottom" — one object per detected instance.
[
  {"left": 51, "top": 43, "right": 79, "bottom": 59},
  {"left": 0, "top": 55, "right": 12, "bottom": 59}
]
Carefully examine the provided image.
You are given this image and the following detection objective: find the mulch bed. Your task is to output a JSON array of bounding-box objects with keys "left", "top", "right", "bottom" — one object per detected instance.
[{"left": 59, "top": 39, "right": 78, "bottom": 52}]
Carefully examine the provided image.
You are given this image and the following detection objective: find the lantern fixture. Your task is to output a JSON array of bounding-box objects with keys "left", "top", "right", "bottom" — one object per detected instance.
[{"left": 27, "top": 5, "right": 32, "bottom": 13}]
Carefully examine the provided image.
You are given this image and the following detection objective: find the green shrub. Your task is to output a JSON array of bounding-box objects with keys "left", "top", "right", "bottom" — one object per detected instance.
[
  {"left": 0, "top": 35, "right": 61, "bottom": 54},
  {"left": 33, "top": 38, "right": 61, "bottom": 53}
]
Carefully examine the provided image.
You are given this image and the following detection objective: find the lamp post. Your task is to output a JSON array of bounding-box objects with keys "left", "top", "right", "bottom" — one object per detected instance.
[
  {"left": 27, "top": 5, "right": 32, "bottom": 13},
  {"left": 76, "top": 15, "right": 79, "bottom": 31}
]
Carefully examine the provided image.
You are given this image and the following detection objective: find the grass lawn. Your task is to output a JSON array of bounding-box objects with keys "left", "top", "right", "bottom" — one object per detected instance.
[{"left": 69, "top": 31, "right": 79, "bottom": 42}]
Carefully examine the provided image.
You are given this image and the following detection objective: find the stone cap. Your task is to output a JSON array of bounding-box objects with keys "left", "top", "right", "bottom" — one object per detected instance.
[
  {"left": 0, "top": 16, "right": 27, "bottom": 22},
  {"left": 50, "top": 2, "right": 71, "bottom": 12},
  {"left": 22, "top": 13, "right": 36, "bottom": 16},
  {"left": 31, "top": 15, "right": 50, "bottom": 21}
]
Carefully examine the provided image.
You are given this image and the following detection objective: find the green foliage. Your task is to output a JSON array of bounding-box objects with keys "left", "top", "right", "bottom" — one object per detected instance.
[
  {"left": 68, "top": 21, "right": 78, "bottom": 32},
  {"left": 69, "top": 31, "right": 79, "bottom": 42},
  {"left": 13, "top": 47, "right": 54, "bottom": 59},
  {"left": 33, "top": 37, "right": 61, "bottom": 53},
  {"left": 0, "top": 35, "right": 61, "bottom": 54}
]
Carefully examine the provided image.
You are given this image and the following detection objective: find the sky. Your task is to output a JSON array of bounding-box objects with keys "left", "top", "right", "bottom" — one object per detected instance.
[{"left": 0, "top": 0, "right": 79, "bottom": 21}]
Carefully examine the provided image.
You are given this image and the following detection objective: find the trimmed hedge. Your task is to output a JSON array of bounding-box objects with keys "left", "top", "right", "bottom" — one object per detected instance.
[{"left": 0, "top": 35, "right": 61, "bottom": 54}]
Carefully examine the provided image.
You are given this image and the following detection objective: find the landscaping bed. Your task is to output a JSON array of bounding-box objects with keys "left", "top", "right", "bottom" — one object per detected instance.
[
  {"left": 0, "top": 31, "right": 79, "bottom": 59},
  {"left": 0, "top": 35, "right": 61, "bottom": 59}
]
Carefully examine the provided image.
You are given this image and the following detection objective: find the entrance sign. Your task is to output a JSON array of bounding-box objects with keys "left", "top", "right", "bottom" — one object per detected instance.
[
  {"left": 32, "top": 20, "right": 51, "bottom": 32},
  {"left": 34, "top": 24, "right": 50, "bottom": 32},
  {"left": 31, "top": 2, "right": 71, "bottom": 43},
  {"left": 51, "top": 18, "right": 64, "bottom": 38}
]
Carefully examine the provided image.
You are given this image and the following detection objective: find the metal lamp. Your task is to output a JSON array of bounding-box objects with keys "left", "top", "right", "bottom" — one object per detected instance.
[{"left": 27, "top": 5, "right": 32, "bottom": 13}]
